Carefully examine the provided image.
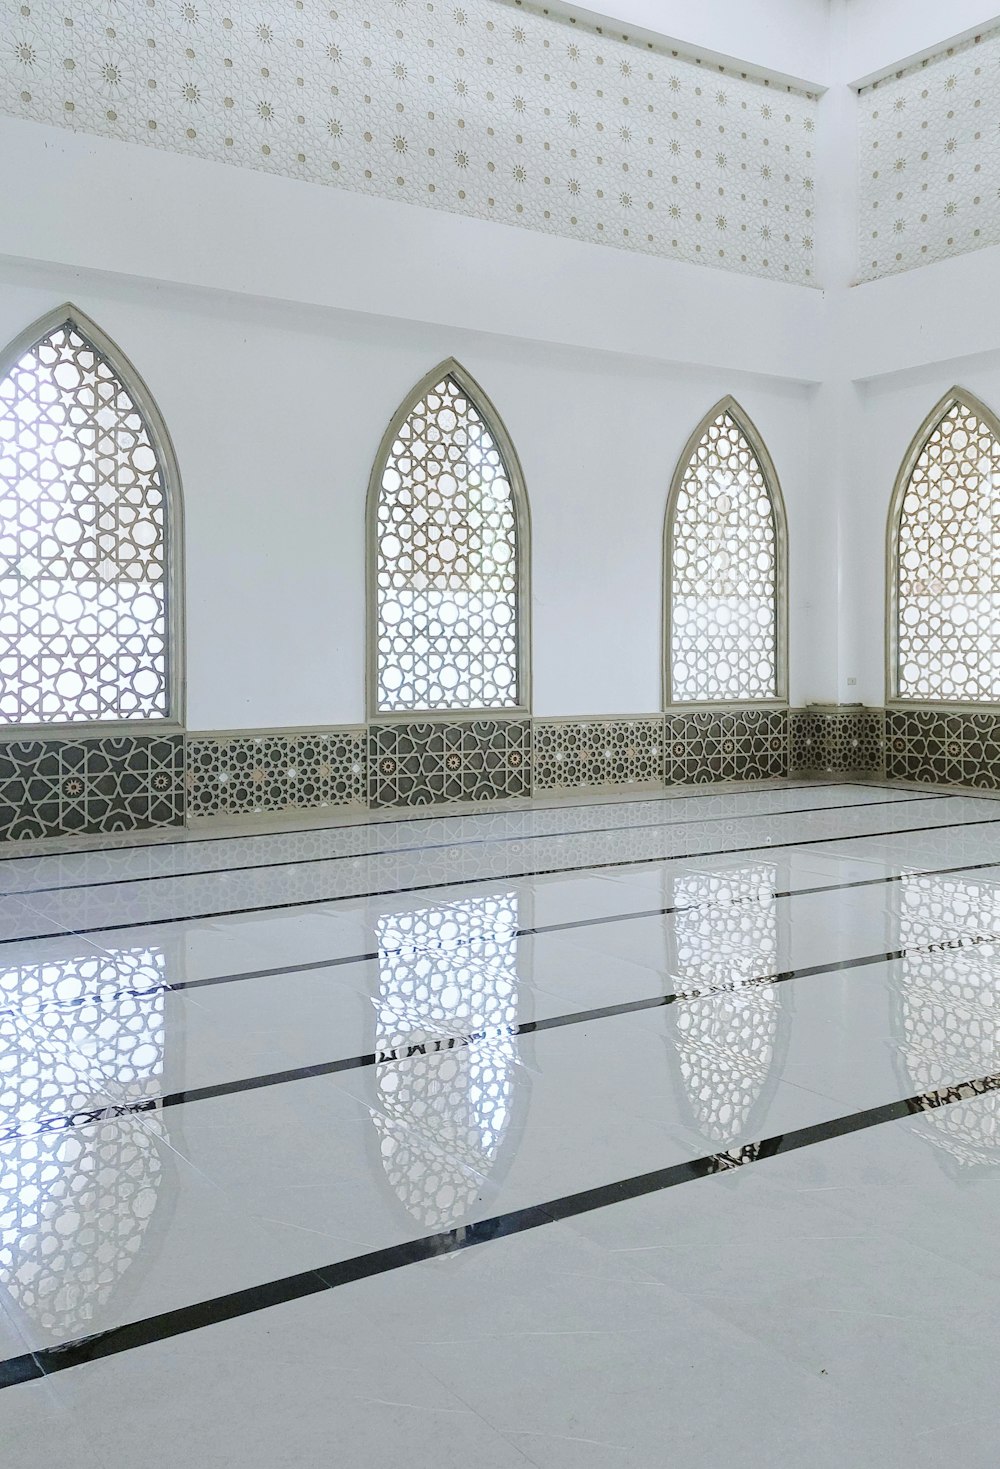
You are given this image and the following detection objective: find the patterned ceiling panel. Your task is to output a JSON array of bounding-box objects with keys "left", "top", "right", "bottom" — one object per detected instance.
[
  {"left": 857, "top": 25, "right": 1000, "bottom": 281},
  {"left": 0, "top": 0, "right": 818, "bottom": 284}
]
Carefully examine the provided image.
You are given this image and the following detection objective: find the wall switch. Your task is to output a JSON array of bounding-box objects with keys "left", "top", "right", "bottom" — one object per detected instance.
[{"left": 846, "top": 678, "right": 857, "bottom": 686}]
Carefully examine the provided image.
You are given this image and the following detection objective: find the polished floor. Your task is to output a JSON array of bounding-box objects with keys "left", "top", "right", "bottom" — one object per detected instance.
[{"left": 2, "top": 778, "right": 1000, "bottom": 1466}]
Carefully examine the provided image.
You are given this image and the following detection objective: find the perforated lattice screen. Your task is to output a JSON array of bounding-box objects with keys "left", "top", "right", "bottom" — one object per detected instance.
[
  {"left": 669, "top": 410, "right": 780, "bottom": 703},
  {"left": 895, "top": 399, "right": 1000, "bottom": 703},
  {"left": 374, "top": 374, "right": 521, "bottom": 713},
  {"left": 373, "top": 894, "right": 520, "bottom": 1228},
  {"left": 0, "top": 320, "right": 170, "bottom": 725}
]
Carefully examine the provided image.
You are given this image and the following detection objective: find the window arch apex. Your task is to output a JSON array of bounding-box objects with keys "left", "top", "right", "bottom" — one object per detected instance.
[
  {"left": 367, "top": 359, "right": 530, "bottom": 718},
  {"left": 664, "top": 395, "right": 788, "bottom": 708},
  {"left": 887, "top": 385, "right": 1000, "bottom": 706},
  {"left": 0, "top": 302, "right": 184, "bottom": 729}
]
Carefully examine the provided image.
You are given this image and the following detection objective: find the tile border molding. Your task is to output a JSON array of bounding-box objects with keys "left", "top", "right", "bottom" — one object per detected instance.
[{"left": 5, "top": 705, "right": 1000, "bottom": 841}]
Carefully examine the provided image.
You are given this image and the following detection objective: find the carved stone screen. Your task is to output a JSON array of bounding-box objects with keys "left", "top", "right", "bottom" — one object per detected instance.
[
  {"left": 373, "top": 372, "right": 522, "bottom": 714},
  {"left": 0, "top": 318, "right": 171, "bottom": 725},
  {"left": 894, "top": 398, "right": 1000, "bottom": 703},
  {"left": 668, "top": 408, "right": 780, "bottom": 703}
]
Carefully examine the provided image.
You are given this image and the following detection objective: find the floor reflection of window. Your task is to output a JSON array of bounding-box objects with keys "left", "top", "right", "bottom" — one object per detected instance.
[
  {"left": 0, "top": 948, "right": 167, "bottom": 1345},
  {"left": 666, "top": 866, "right": 784, "bottom": 1147},
  {"left": 373, "top": 894, "right": 521, "bottom": 1230},
  {"left": 896, "top": 874, "right": 1000, "bottom": 1170}
]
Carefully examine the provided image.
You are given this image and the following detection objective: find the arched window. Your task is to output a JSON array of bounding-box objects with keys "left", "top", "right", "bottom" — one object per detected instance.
[
  {"left": 665, "top": 398, "right": 787, "bottom": 705},
  {"left": 368, "top": 360, "right": 529, "bottom": 715},
  {"left": 889, "top": 389, "right": 1000, "bottom": 704},
  {"left": 0, "top": 306, "right": 181, "bottom": 727}
]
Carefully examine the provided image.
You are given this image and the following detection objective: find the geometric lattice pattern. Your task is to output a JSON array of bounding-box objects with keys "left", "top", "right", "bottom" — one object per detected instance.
[
  {"left": 0, "top": 733, "right": 183, "bottom": 841},
  {"left": 665, "top": 708, "right": 788, "bottom": 784},
  {"left": 885, "top": 708, "right": 1000, "bottom": 790},
  {"left": 789, "top": 708, "right": 885, "bottom": 776},
  {"left": 373, "top": 372, "right": 522, "bottom": 714},
  {"left": 533, "top": 718, "right": 663, "bottom": 791},
  {"left": 895, "top": 873, "right": 1000, "bottom": 1171},
  {"left": 372, "top": 894, "right": 521, "bottom": 1231},
  {"left": 0, "top": 317, "right": 172, "bottom": 724},
  {"left": 858, "top": 25, "right": 1000, "bottom": 281},
  {"left": 894, "top": 397, "right": 1000, "bottom": 704},
  {"left": 370, "top": 719, "right": 530, "bottom": 808},
  {"left": 186, "top": 728, "right": 366, "bottom": 820},
  {"left": 0, "top": 1, "right": 818, "bottom": 287},
  {"left": 0, "top": 943, "right": 167, "bottom": 1344},
  {"left": 668, "top": 407, "right": 781, "bottom": 703},
  {"left": 667, "top": 864, "right": 784, "bottom": 1148}
]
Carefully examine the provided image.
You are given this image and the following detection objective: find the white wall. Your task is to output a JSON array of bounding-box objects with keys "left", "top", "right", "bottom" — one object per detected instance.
[
  {"left": 543, "top": 0, "right": 830, "bottom": 85},
  {"left": 836, "top": 0, "right": 1000, "bottom": 82},
  {"left": 0, "top": 254, "right": 824, "bottom": 728}
]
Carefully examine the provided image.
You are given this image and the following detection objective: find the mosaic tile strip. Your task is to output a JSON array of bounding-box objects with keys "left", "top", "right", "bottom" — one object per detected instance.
[
  {"left": 186, "top": 728, "right": 366, "bottom": 819},
  {"left": 664, "top": 708, "right": 788, "bottom": 785},
  {"left": 789, "top": 709, "right": 884, "bottom": 776},
  {"left": 0, "top": 734, "right": 183, "bottom": 842},
  {"left": 886, "top": 709, "right": 1000, "bottom": 790},
  {"left": 369, "top": 719, "right": 530, "bottom": 808},
  {"left": 0, "top": 0, "right": 818, "bottom": 286},
  {"left": 532, "top": 718, "right": 664, "bottom": 792}
]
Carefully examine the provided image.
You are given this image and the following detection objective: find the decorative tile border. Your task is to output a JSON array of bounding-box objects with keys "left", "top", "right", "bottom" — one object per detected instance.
[
  {"left": 369, "top": 719, "right": 531, "bottom": 809},
  {"left": 664, "top": 709, "right": 789, "bottom": 784},
  {"left": 790, "top": 708, "right": 885, "bottom": 776},
  {"left": 186, "top": 728, "right": 366, "bottom": 819},
  {"left": 18, "top": 702, "right": 1000, "bottom": 843},
  {"left": 533, "top": 717, "right": 663, "bottom": 792},
  {"left": 885, "top": 709, "right": 1000, "bottom": 790},
  {"left": 0, "top": 734, "right": 184, "bottom": 842}
]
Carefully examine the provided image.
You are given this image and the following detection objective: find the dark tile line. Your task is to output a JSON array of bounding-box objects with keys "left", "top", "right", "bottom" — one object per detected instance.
[
  {"left": 7, "top": 806, "right": 1000, "bottom": 946},
  {"left": 0, "top": 779, "right": 891, "bottom": 869},
  {"left": 8, "top": 849, "right": 1000, "bottom": 1030},
  {"left": 10, "top": 933, "right": 995, "bottom": 1147},
  {"left": 0, "top": 793, "right": 942, "bottom": 900},
  {"left": 2, "top": 1070, "right": 996, "bottom": 1386}
]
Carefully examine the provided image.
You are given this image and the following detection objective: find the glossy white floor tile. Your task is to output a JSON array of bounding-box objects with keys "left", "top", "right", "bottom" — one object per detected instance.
[{"left": 2, "top": 779, "right": 1000, "bottom": 1466}]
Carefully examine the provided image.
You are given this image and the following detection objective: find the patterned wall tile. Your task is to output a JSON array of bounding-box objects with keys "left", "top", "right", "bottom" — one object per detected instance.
[
  {"left": 886, "top": 708, "right": 1000, "bottom": 790},
  {"left": 369, "top": 719, "right": 530, "bottom": 808},
  {"left": 858, "top": 25, "right": 1000, "bottom": 281},
  {"left": 789, "top": 708, "right": 884, "bottom": 775},
  {"left": 186, "top": 729, "right": 366, "bottom": 819},
  {"left": 961, "top": 713, "right": 1000, "bottom": 791},
  {"left": 532, "top": 718, "right": 664, "bottom": 791},
  {"left": 0, "top": 735, "right": 184, "bottom": 841},
  {"left": 0, "top": 0, "right": 818, "bottom": 286},
  {"left": 885, "top": 709, "right": 967, "bottom": 786},
  {"left": 665, "top": 708, "right": 788, "bottom": 784}
]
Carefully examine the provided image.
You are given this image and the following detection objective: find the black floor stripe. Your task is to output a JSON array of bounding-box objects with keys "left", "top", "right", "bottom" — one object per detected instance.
[
  {"left": 0, "top": 794, "right": 947, "bottom": 901},
  {"left": 0, "top": 779, "right": 910, "bottom": 869},
  {"left": 7, "top": 848, "right": 1000, "bottom": 1028},
  {"left": 1, "top": 1070, "right": 995, "bottom": 1387},
  {"left": 8, "top": 806, "right": 1000, "bottom": 945},
  {"left": 11, "top": 934, "right": 996, "bottom": 1145}
]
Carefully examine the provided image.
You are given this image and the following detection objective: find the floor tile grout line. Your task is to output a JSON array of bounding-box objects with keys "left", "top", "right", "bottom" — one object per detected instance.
[
  {"left": 1, "top": 1070, "right": 995, "bottom": 1385},
  {"left": 9, "top": 807, "right": 1000, "bottom": 946},
  {"left": 0, "top": 779, "right": 903, "bottom": 867},
  {"left": 0, "top": 793, "right": 946, "bottom": 900},
  {"left": 6, "top": 848, "right": 1000, "bottom": 1026},
  {"left": 10, "top": 932, "right": 997, "bottom": 1145}
]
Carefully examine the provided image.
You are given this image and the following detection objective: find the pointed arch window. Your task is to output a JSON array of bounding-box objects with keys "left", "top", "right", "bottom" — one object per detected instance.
[
  {"left": 368, "top": 362, "right": 529, "bottom": 715},
  {"left": 889, "top": 390, "right": 1000, "bottom": 704},
  {"left": 0, "top": 307, "right": 181, "bottom": 727},
  {"left": 665, "top": 400, "right": 787, "bottom": 705}
]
